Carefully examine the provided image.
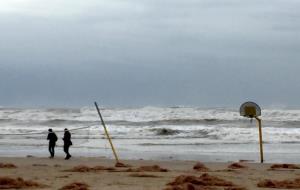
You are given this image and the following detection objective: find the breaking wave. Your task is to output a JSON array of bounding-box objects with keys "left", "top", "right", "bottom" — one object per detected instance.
[{"left": 2, "top": 106, "right": 300, "bottom": 146}]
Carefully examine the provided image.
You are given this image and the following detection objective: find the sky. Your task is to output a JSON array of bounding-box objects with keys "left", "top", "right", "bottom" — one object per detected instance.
[{"left": 0, "top": 0, "right": 300, "bottom": 108}]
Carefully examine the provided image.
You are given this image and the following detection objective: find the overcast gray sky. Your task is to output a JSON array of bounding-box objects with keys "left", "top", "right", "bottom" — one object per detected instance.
[{"left": 0, "top": 0, "right": 300, "bottom": 108}]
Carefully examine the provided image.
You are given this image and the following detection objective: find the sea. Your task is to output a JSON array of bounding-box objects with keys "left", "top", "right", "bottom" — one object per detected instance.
[{"left": 1, "top": 106, "right": 300, "bottom": 163}]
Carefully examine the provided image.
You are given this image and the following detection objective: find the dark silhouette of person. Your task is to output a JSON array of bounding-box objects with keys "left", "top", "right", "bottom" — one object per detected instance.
[
  {"left": 63, "top": 128, "right": 72, "bottom": 160},
  {"left": 47, "top": 129, "right": 57, "bottom": 158}
]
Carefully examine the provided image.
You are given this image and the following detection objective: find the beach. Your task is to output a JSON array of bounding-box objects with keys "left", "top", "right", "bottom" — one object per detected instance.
[{"left": 2, "top": 156, "right": 300, "bottom": 189}]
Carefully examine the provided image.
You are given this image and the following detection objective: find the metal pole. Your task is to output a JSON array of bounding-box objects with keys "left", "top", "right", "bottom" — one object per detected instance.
[
  {"left": 94, "top": 102, "right": 120, "bottom": 163},
  {"left": 255, "top": 117, "right": 264, "bottom": 163}
]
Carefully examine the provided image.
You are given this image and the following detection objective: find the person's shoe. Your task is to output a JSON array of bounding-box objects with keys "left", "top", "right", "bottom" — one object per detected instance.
[{"left": 65, "top": 155, "right": 71, "bottom": 160}]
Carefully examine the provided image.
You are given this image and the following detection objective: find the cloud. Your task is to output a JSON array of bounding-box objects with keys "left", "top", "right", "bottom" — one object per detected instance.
[
  {"left": 0, "top": 0, "right": 300, "bottom": 107},
  {"left": 0, "top": 0, "right": 145, "bottom": 19}
]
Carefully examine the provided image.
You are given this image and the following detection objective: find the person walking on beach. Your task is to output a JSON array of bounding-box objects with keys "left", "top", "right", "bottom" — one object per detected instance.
[
  {"left": 63, "top": 128, "right": 72, "bottom": 160},
  {"left": 47, "top": 129, "right": 57, "bottom": 158}
]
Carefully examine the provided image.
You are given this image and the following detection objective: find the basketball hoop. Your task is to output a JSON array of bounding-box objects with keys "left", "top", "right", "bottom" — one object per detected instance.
[{"left": 240, "top": 101, "right": 264, "bottom": 163}]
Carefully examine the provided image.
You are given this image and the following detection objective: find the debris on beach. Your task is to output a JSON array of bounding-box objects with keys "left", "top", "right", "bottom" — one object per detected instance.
[
  {"left": 126, "top": 165, "right": 168, "bottom": 172},
  {"left": 66, "top": 165, "right": 90, "bottom": 172},
  {"left": 270, "top": 164, "right": 300, "bottom": 170},
  {"left": 224, "top": 187, "right": 247, "bottom": 190},
  {"left": 59, "top": 182, "right": 89, "bottom": 190},
  {"left": 129, "top": 173, "right": 160, "bottom": 178},
  {"left": 167, "top": 173, "right": 233, "bottom": 186},
  {"left": 193, "top": 162, "right": 210, "bottom": 171},
  {"left": 228, "top": 163, "right": 247, "bottom": 169},
  {"left": 56, "top": 175, "right": 69, "bottom": 179},
  {"left": 164, "top": 173, "right": 246, "bottom": 190},
  {"left": 257, "top": 178, "right": 300, "bottom": 189},
  {"left": 64, "top": 165, "right": 115, "bottom": 172},
  {"left": 92, "top": 166, "right": 115, "bottom": 171},
  {"left": 32, "top": 164, "right": 48, "bottom": 167},
  {"left": 0, "top": 163, "right": 17, "bottom": 168},
  {"left": 165, "top": 184, "right": 215, "bottom": 190},
  {"left": 238, "top": 160, "right": 254, "bottom": 163},
  {"left": 115, "top": 162, "right": 131, "bottom": 168},
  {"left": 0, "top": 176, "right": 44, "bottom": 189}
]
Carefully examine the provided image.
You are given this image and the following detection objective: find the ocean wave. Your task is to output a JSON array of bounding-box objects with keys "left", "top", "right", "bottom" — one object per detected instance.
[
  {"left": 138, "top": 142, "right": 256, "bottom": 146},
  {"left": 0, "top": 119, "right": 14, "bottom": 123},
  {"left": 2, "top": 107, "right": 300, "bottom": 145},
  {"left": 3, "top": 107, "right": 300, "bottom": 124},
  {"left": 38, "top": 118, "right": 225, "bottom": 127},
  {"left": 107, "top": 118, "right": 230, "bottom": 126},
  {"left": 45, "top": 108, "right": 81, "bottom": 113},
  {"left": 39, "top": 119, "right": 95, "bottom": 126},
  {"left": 149, "top": 128, "right": 181, "bottom": 136},
  {"left": 137, "top": 141, "right": 300, "bottom": 146}
]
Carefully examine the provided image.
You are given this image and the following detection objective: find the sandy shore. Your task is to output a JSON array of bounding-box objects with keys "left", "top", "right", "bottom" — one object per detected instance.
[{"left": 1, "top": 157, "right": 300, "bottom": 189}]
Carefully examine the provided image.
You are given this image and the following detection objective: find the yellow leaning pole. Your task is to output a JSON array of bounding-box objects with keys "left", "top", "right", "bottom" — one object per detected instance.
[
  {"left": 255, "top": 117, "right": 264, "bottom": 163},
  {"left": 94, "top": 102, "right": 120, "bottom": 164}
]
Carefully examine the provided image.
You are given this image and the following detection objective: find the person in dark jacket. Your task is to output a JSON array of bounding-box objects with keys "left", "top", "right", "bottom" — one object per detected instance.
[
  {"left": 63, "top": 128, "right": 72, "bottom": 160},
  {"left": 47, "top": 128, "right": 57, "bottom": 158}
]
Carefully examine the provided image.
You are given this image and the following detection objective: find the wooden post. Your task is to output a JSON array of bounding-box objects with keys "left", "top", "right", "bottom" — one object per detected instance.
[
  {"left": 255, "top": 117, "right": 264, "bottom": 163},
  {"left": 94, "top": 102, "right": 120, "bottom": 163}
]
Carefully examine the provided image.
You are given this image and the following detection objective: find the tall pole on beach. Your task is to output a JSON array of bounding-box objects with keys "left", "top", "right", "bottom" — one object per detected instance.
[
  {"left": 94, "top": 102, "right": 120, "bottom": 163},
  {"left": 255, "top": 117, "right": 264, "bottom": 163}
]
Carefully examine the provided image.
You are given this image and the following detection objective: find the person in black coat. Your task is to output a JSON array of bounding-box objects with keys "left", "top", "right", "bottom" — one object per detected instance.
[
  {"left": 47, "top": 128, "right": 57, "bottom": 158},
  {"left": 63, "top": 128, "right": 72, "bottom": 160}
]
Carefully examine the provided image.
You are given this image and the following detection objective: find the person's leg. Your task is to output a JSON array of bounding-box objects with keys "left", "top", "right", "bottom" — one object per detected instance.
[
  {"left": 65, "top": 145, "right": 71, "bottom": 159},
  {"left": 49, "top": 145, "right": 54, "bottom": 158},
  {"left": 67, "top": 145, "right": 71, "bottom": 158},
  {"left": 52, "top": 144, "right": 55, "bottom": 157},
  {"left": 48, "top": 144, "right": 52, "bottom": 157},
  {"left": 64, "top": 145, "right": 67, "bottom": 159}
]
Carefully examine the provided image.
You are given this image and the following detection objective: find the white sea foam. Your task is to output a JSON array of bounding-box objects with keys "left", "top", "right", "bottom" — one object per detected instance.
[
  {"left": 3, "top": 107, "right": 300, "bottom": 123},
  {"left": 1, "top": 107, "right": 300, "bottom": 160}
]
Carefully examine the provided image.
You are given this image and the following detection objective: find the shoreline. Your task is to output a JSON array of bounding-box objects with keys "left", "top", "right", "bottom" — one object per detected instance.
[{"left": 2, "top": 144, "right": 300, "bottom": 164}]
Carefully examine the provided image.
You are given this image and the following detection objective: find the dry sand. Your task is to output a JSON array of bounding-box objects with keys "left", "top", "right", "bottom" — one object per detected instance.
[{"left": 1, "top": 157, "right": 300, "bottom": 189}]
